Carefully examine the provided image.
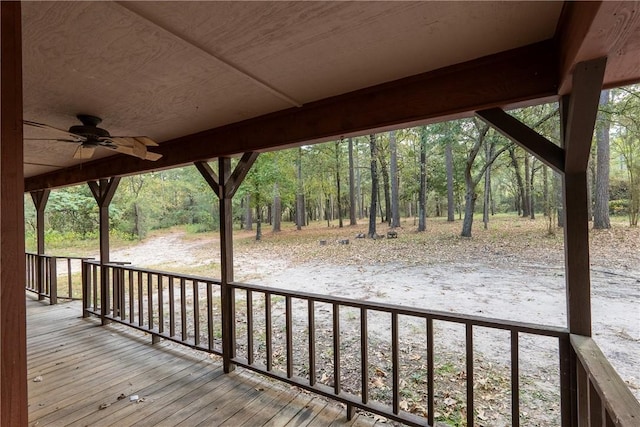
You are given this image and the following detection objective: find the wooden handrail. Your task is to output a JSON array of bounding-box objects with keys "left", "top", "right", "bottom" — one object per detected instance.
[{"left": 571, "top": 335, "right": 640, "bottom": 426}]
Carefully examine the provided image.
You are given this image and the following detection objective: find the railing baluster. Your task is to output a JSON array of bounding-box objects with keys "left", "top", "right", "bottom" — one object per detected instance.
[
  {"left": 247, "top": 289, "right": 253, "bottom": 364},
  {"left": 589, "top": 380, "right": 603, "bottom": 426},
  {"left": 333, "top": 303, "right": 340, "bottom": 395},
  {"left": 308, "top": 299, "right": 316, "bottom": 386},
  {"left": 128, "top": 270, "right": 134, "bottom": 323},
  {"left": 466, "top": 323, "right": 474, "bottom": 427},
  {"left": 286, "top": 296, "right": 293, "bottom": 378},
  {"left": 82, "top": 261, "right": 89, "bottom": 317},
  {"left": 193, "top": 280, "right": 200, "bottom": 346},
  {"left": 511, "top": 330, "right": 520, "bottom": 427},
  {"left": 427, "top": 317, "right": 434, "bottom": 426},
  {"left": 181, "top": 278, "right": 187, "bottom": 341},
  {"left": 208, "top": 282, "right": 214, "bottom": 351},
  {"left": 92, "top": 264, "right": 98, "bottom": 310},
  {"left": 392, "top": 312, "right": 399, "bottom": 415},
  {"left": 158, "top": 274, "right": 164, "bottom": 335},
  {"left": 49, "top": 257, "right": 57, "bottom": 305},
  {"left": 169, "top": 276, "right": 175, "bottom": 337},
  {"left": 67, "top": 258, "right": 72, "bottom": 298},
  {"left": 137, "top": 271, "right": 143, "bottom": 326},
  {"left": 361, "top": 307, "right": 368, "bottom": 404},
  {"left": 147, "top": 273, "right": 153, "bottom": 329},
  {"left": 266, "top": 292, "right": 272, "bottom": 371}
]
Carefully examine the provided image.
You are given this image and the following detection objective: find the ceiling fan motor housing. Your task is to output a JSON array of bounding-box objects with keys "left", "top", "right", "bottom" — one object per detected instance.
[{"left": 69, "top": 114, "right": 110, "bottom": 141}]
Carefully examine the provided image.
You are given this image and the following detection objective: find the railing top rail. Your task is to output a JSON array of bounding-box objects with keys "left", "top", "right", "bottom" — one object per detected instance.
[
  {"left": 85, "top": 259, "right": 222, "bottom": 284},
  {"left": 230, "top": 281, "right": 569, "bottom": 338},
  {"left": 571, "top": 334, "right": 640, "bottom": 426},
  {"left": 26, "top": 252, "right": 95, "bottom": 260}
]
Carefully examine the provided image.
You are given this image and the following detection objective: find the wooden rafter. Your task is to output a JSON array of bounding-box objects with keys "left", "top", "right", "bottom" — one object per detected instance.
[
  {"left": 195, "top": 152, "right": 258, "bottom": 199},
  {"left": 25, "top": 40, "right": 557, "bottom": 192},
  {"left": 194, "top": 161, "right": 219, "bottom": 198},
  {"left": 476, "top": 108, "right": 565, "bottom": 174}
]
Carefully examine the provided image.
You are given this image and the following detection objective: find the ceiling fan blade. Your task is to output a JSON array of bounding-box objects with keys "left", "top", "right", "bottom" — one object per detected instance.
[
  {"left": 103, "top": 137, "right": 147, "bottom": 159},
  {"left": 103, "top": 141, "right": 162, "bottom": 161},
  {"left": 110, "top": 135, "right": 158, "bottom": 146},
  {"left": 24, "top": 120, "right": 84, "bottom": 141},
  {"left": 73, "top": 145, "right": 96, "bottom": 159},
  {"left": 24, "top": 138, "right": 83, "bottom": 143}
]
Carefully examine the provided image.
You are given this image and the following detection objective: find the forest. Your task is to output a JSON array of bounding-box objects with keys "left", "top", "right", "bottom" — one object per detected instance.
[{"left": 24, "top": 85, "right": 640, "bottom": 244}]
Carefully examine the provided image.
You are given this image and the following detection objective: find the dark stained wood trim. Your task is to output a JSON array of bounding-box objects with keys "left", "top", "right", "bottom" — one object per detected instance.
[
  {"left": 194, "top": 161, "right": 219, "bottom": 198},
  {"left": 218, "top": 157, "right": 236, "bottom": 373},
  {"left": 564, "top": 58, "right": 606, "bottom": 174},
  {"left": 556, "top": 1, "right": 640, "bottom": 94},
  {"left": 1, "top": 2, "right": 28, "bottom": 425},
  {"left": 226, "top": 152, "right": 259, "bottom": 199},
  {"left": 30, "top": 189, "right": 50, "bottom": 254},
  {"left": 476, "top": 108, "right": 565, "bottom": 174},
  {"left": 88, "top": 177, "right": 120, "bottom": 325},
  {"left": 25, "top": 40, "right": 558, "bottom": 192}
]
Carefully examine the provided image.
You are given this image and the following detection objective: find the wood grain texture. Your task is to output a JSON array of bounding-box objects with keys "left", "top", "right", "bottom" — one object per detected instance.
[
  {"left": 26, "top": 298, "right": 371, "bottom": 427},
  {"left": 25, "top": 40, "right": 558, "bottom": 192},
  {"left": 1, "top": 2, "right": 28, "bottom": 425}
]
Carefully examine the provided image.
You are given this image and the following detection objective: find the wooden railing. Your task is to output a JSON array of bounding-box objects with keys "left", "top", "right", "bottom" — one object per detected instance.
[
  {"left": 81, "top": 261, "right": 593, "bottom": 426},
  {"left": 25, "top": 253, "right": 92, "bottom": 304},
  {"left": 571, "top": 335, "right": 640, "bottom": 426},
  {"left": 82, "top": 261, "right": 223, "bottom": 354}
]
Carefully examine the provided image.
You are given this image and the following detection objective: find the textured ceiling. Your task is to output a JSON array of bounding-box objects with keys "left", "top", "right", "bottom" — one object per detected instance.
[{"left": 21, "top": 1, "right": 564, "bottom": 178}]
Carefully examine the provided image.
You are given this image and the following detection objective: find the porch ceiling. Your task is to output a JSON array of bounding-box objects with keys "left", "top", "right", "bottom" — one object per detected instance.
[{"left": 21, "top": 1, "right": 640, "bottom": 191}]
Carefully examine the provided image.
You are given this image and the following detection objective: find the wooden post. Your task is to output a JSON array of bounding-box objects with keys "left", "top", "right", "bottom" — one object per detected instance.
[
  {"left": 31, "top": 189, "right": 50, "bottom": 300},
  {"left": 195, "top": 153, "right": 258, "bottom": 373},
  {"left": 0, "top": 2, "right": 28, "bottom": 425},
  {"left": 88, "top": 177, "right": 120, "bottom": 325},
  {"left": 560, "top": 58, "right": 606, "bottom": 337},
  {"left": 219, "top": 157, "right": 236, "bottom": 373}
]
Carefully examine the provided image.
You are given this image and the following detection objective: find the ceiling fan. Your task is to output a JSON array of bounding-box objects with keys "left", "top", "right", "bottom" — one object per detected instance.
[{"left": 24, "top": 115, "right": 162, "bottom": 161}]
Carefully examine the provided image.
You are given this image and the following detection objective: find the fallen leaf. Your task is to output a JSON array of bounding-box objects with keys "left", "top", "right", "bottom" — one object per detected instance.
[
  {"left": 444, "top": 397, "right": 457, "bottom": 406},
  {"left": 399, "top": 400, "right": 409, "bottom": 411},
  {"left": 32, "top": 376, "right": 43, "bottom": 383},
  {"left": 371, "top": 377, "right": 385, "bottom": 388},
  {"left": 99, "top": 403, "right": 111, "bottom": 410},
  {"left": 374, "top": 367, "right": 386, "bottom": 377},
  {"left": 117, "top": 393, "right": 126, "bottom": 400}
]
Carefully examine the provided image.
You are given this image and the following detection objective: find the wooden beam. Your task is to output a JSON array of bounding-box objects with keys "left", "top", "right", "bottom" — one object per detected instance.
[
  {"left": 476, "top": 108, "right": 565, "bottom": 174},
  {"left": 0, "top": 2, "right": 28, "bottom": 425},
  {"left": 194, "top": 161, "right": 219, "bottom": 197},
  {"left": 25, "top": 40, "right": 558, "bottom": 192},
  {"left": 218, "top": 157, "right": 236, "bottom": 373},
  {"left": 30, "top": 189, "right": 50, "bottom": 254},
  {"left": 88, "top": 177, "right": 120, "bottom": 326},
  {"left": 556, "top": 1, "right": 640, "bottom": 94},
  {"left": 226, "top": 152, "right": 259, "bottom": 199},
  {"left": 564, "top": 58, "right": 606, "bottom": 174}
]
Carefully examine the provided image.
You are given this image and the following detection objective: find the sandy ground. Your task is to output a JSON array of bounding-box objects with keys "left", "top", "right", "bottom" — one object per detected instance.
[{"left": 103, "top": 231, "right": 640, "bottom": 404}]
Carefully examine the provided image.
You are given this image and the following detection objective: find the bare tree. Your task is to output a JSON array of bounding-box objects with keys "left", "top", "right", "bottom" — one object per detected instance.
[{"left": 594, "top": 89, "right": 611, "bottom": 229}]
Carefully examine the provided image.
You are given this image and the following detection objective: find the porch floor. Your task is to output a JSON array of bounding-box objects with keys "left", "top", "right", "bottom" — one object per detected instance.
[{"left": 27, "top": 296, "right": 377, "bottom": 426}]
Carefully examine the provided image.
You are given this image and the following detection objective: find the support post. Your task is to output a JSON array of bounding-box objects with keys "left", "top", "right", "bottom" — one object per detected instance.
[
  {"left": 560, "top": 58, "right": 605, "bottom": 337},
  {"left": 31, "top": 189, "right": 50, "bottom": 300},
  {"left": 88, "top": 177, "right": 120, "bottom": 325},
  {"left": 195, "top": 153, "right": 258, "bottom": 373},
  {"left": 0, "top": 2, "right": 28, "bottom": 424},
  {"left": 219, "top": 158, "right": 236, "bottom": 373}
]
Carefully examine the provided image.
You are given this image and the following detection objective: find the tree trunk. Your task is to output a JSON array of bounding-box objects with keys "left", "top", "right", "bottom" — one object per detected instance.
[
  {"left": 530, "top": 160, "right": 537, "bottom": 220},
  {"left": 461, "top": 185, "right": 477, "bottom": 237},
  {"left": 483, "top": 142, "right": 493, "bottom": 230},
  {"left": 390, "top": 130, "right": 400, "bottom": 228},
  {"left": 446, "top": 142, "right": 455, "bottom": 222},
  {"left": 543, "top": 165, "right": 549, "bottom": 217},
  {"left": 348, "top": 137, "right": 357, "bottom": 225},
  {"left": 368, "top": 134, "right": 378, "bottom": 238},
  {"left": 335, "top": 140, "right": 344, "bottom": 228},
  {"left": 594, "top": 89, "right": 611, "bottom": 229},
  {"left": 555, "top": 171, "right": 564, "bottom": 228},
  {"left": 296, "top": 147, "right": 304, "bottom": 230},
  {"left": 509, "top": 147, "right": 526, "bottom": 217},
  {"left": 523, "top": 154, "right": 531, "bottom": 217},
  {"left": 272, "top": 183, "right": 281, "bottom": 232},
  {"left": 418, "top": 126, "right": 427, "bottom": 231},
  {"left": 245, "top": 194, "right": 253, "bottom": 231},
  {"left": 378, "top": 144, "right": 391, "bottom": 225},
  {"left": 255, "top": 204, "right": 262, "bottom": 241}
]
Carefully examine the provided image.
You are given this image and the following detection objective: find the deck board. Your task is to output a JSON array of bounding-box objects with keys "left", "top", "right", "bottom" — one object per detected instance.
[{"left": 27, "top": 296, "right": 376, "bottom": 426}]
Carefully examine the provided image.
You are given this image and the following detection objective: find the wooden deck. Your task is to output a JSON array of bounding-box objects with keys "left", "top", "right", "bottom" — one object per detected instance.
[{"left": 26, "top": 296, "right": 377, "bottom": 426}]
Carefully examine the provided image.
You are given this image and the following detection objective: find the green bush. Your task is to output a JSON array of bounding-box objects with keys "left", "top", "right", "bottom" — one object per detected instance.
[{"left": 609, "top": 199, "right": 629, "bottom": 215}]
